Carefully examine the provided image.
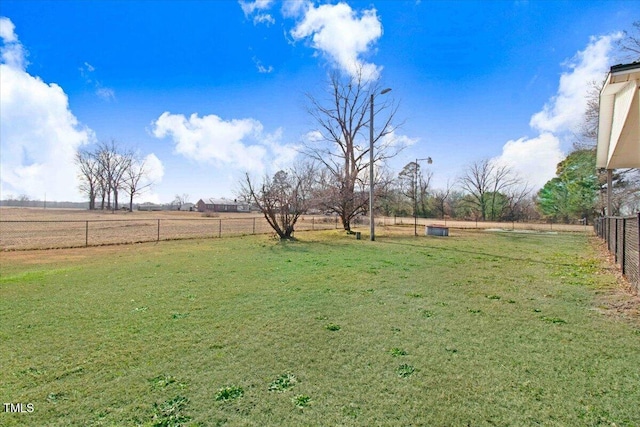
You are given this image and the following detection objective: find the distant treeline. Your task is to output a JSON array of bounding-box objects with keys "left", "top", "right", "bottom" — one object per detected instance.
[
  {"left": 0, "top": 200, "right": 90, "bottom": 209},
  {"left": 0, "top": 200, "right": 194, "bottom": 211}
]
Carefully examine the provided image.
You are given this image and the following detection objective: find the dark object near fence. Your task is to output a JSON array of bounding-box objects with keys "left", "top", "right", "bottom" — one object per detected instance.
[
  {"left": 426, "top": 225, "right": 449, "bottom": 237},
  {"left": 594, "top": 214, "right": 640, "bottom": 294}
]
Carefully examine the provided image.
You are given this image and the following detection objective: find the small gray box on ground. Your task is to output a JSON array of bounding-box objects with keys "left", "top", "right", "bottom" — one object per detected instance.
[{"left": 426, "top": 225, "right": 449, "bottom": 237}]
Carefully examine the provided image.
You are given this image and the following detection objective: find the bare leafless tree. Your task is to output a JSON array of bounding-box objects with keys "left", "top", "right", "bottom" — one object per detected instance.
[
  {"left": 503, "top": 185, "right": 533, "bottom": 221},
  {"left": 241, "top": 164, "right": 315, "bottom": 240},
  {"left": 431, "top": 181, "right": 454, "bottom": 220},
  {"left": 75, "top": 149, "right": 100, "bottom": 209},
  {"left": 617, "top": 21, "right": 640, "bottom": 62},
  {"left": 304, "top": 68, "right": 401, "bottom": 231},
  {"left": 458, "top": 159, "right": 521, "bottom": 221},
  {"left": 123, "top": 156, "right": 152, "bottom": 212},
  {"left": 172, "top": 193, "right": 190, "bottom": 209},
  {"left": 576, "top": 80, "right": 603, "bottom": 148},
  {"left": 95, "top": 141, "right": 133, "bottom": 211},
  {"left": 76, "top": 141, "right": 148, "bottom": 211}
]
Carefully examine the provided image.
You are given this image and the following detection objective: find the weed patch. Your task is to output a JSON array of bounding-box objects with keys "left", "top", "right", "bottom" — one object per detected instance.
[
  {"left": 214, "top": 386, "right": 244, "bottom": 401},
  {"left": 390, "top": 347, "right": 408, "bottom": 357},
  {"left": 171, "top": 312, "right": 189, "bottom": 319},
  {"left": 396, "top": 364, "right": 416, "bottom": 378},
  {"left": 420, "top": 308, "right": 434, "bottom": 318},
  {"left": 541, "top": 316, "right": 567, "bottom": 324},
  {"left": 325, "top": 323, "right": 341, "bottom": 331},
  {"left": 269, "top": 373, "right": 297, "bottom": 392},
  {"left": 151, "top": 395, "right": 191, "bottom": 427},
  {"left": 292, "top": 394, "right": 311, "bottom": 408}
]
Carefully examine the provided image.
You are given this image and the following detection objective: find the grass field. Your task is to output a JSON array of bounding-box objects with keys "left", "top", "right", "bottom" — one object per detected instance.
[{"left": 1, "top": 229, "right": 638, "bottom": 426}]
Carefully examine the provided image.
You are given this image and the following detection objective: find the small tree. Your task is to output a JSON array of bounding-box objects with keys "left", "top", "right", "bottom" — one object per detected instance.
[
  {"left": 241, "top": 165, "right": 314, "bottom": 240},
  {"left": 172, "top": 194, "right": 190, "bottom": 210},
  {"left": 123, "top": 156, "right": 152, "bottom": 212},
  {"left": 398, "top": 161, "right": 432, "bottom": 219},
  {"left": 431, "top": 181, "right": 453, "bottom": 220}
]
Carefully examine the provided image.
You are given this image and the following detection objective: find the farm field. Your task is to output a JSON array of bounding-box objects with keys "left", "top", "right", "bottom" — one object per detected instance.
[
  {"left": 1, "top": 230, "right": 638, "bottom": 426},
  {"left": 0, "top": 207, "right": 589, "bottom": 251},
  {"left": 0, "top": 208, "right": 339, "bottom": 250}
]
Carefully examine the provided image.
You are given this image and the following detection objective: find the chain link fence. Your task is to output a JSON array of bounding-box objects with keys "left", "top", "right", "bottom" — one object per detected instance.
[
  {"left": 594, "top": 214, "right": 640, "bottom": 294},
  {"left": 0, "top": 215, "right": 349, "bottom": 250},
  {"left": 1, "top": 211, "right": 592, "bottom": 252}
]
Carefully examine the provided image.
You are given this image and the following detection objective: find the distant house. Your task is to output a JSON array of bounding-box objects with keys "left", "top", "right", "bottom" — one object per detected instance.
[
  {"left": 179, "top": 203, "right": 195, "bottom": 211},
  {"left": 138, "top": 203, "right": 163, "bottom": 211},
  {"left": 196, "top": 198, "right": 250, "bottom": 213}
]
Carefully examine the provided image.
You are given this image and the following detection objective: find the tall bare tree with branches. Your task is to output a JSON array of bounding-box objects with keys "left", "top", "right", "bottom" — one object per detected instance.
[
  {"left": 76, "top": 141, "right": 153, "bottom": 211},
  {"left": 459, "top": 159, "right": 522, "bottom": 221},
  {"left": 123, "top": 156, "right": 152, "bottom": 212},
  {"left": 75, "top": 149, "right": 100, "bottom": 210},
  {"left": 93, "top": 141, "right": 133, "bottom": 210},
  {"left": 304, "top": 69, "right": 401, "bottom": 231}
]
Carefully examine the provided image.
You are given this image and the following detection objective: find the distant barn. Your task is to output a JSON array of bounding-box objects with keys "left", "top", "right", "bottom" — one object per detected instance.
[
  {"left": 138, "top": 203, "right": 163, "bottom": 211},
  {"left": 196, "top": 199, "right": 250, "bottom": 213}
]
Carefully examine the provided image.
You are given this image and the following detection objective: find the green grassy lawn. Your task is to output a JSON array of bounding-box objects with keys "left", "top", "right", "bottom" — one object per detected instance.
[{"left": 1, "top": 229, "right": 638, "bottom": 426}]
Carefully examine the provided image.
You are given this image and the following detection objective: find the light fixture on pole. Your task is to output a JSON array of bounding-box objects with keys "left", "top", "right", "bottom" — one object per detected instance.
[
  {"left": 370, "top": 87, "right": 392, "bottom": 242},
  {"left": 414, "top": 157, "right": 433, "bottom": 236}
]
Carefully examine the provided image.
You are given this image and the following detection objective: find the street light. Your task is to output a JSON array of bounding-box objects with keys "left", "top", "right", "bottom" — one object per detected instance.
[
  {"left": 369, "top": 87, "right": 392, "bottom": 241},
  {"left": 414, "top": 157, "right": 433, "bottom": 236}
]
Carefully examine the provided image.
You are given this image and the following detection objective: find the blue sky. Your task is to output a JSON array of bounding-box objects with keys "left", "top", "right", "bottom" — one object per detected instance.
[{"left": 0, "top": 0, "right": 637, "bottom": 203}]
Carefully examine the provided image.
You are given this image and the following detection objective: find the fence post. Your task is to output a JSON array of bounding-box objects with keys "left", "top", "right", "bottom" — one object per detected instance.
[
  {"left": 614, "top": 218, "right": 618, "bottom": 264},
  {"left": 218, "top": 219, "right": 222, "bottom": 238},
  {"left": 621, "top": 218, "right": 626, "bottom": 275},
  {"left": 253, "top": 217, "right": 256, "bottom": 235},
  {"left": 157, "top": 219, "right": 160, "bottom": 242},
  {"left": 312, "top": 216, "right": 315, "bottom": 230},
  {"left": 85, "top": 221, "right": 89, "bottom": 247}
]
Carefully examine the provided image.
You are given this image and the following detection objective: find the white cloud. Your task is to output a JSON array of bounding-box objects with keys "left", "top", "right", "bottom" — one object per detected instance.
[
  {"left": 492, "top": 133, "right": 564, "bottom": 191},
  {"left": 381, "top": 130, "right": 419, "bottom": 149},
  {"left": 0, "top": 17, "right": 94, "bottom": 201},
  {"left": 281, "top": 0, "right": 308, "bottom": 18},
  {"left": 239, "top": 0, "right": 275, "bottom": 25},
  {"left": 79, "top": 61, "right": 116, "bottom": 101},
  {"left": 151, "top": 112, "right": 298, "bottom": 175},
  {"left": 135, "top": 153, "right": 165, "bottom": 204},
  {"left": 143, "top": 153, "right": 165, "bottom": 184},
  {"left": 0, "top": 17, "right": 17, "bottom": 42},
  {"left": 290, "top": 2, "right": 383, "bottom": 81},
  {"left": 494, "top": 33, "right": 621, "bottom": 191},
  {"left": 253, "top": 13, "right": 275, "bottom": 26},
  {"left": 96, "top": 87, "right": 116, "bottom": 101},
  {"left": 252, "top": 56, "right": 273, "bottom": 73},
  {"left": 239, "top": 0, "right": 273, "bottom": 15},
  {"left": 530, "top": 33, "right": 621, "bottom": 134},
  {"left": 0, "top": 16, "right": 27, "bottom": 69}
]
